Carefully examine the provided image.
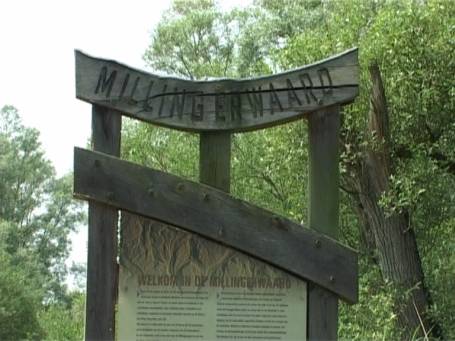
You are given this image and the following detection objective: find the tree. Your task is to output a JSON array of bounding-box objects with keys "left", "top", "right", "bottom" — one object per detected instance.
[
  {"left": 140, "top": 0, "right": 309, "bottom": 220},
  {"left": 0, "top": 105, "right": 85, "bottom": 336},
  {"left": 144, "top": 0, "right": 238, "bottom": 79},
  {"left": 0, "top": 224, "right": 45, "bottom": 340},
  {"left": 135, "top": 0, "right": 455, "bottom": 338},
  {"left": 276, "top": 1, "right": 454, "bottom": 337},
  {"left": 38, "top": 291, "right": 85, "bottom": 341}
]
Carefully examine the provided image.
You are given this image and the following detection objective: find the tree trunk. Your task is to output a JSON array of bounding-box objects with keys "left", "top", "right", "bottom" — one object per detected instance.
[
  {"left": 356, "top": 167, "right": 432, "bottom": 338},
  {"left": 344, "top": 63, "right": 441, "bottom": 339}
]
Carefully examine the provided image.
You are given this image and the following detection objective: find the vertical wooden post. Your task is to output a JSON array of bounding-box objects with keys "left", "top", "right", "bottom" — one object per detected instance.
[
  {"left": 307, "top": 107, "right": 340, "bottom": 340},
  {"left": 85, "top": 105, "right": 121, "bottom": 341},
  {"left": 199, "top": 132, "right": 231, "bottom": 192}
]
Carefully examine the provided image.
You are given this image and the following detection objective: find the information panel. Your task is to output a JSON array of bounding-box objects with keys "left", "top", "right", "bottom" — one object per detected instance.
[{"left": 118, "top": 213, "right": 307, "bottom": 341}]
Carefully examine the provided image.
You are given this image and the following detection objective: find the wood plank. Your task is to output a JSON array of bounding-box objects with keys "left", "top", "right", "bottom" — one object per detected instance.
[
  {"left": 307, "top": 108, "right": 347, "bottom": 340},
  {"left": 308, "top": 285, "right": 338, "bottom": 340},
  {"left": 85, "top": 106, "right": 121, "bottom": 341},
  {"left": 75, "top": 48, "right": 359, "bottom": 132},
  {"left": 200, "top": 132, "right": 231, "bottom": 192},
  {"left": 73, "top": 147, "right": 358, "bottom": 303}
]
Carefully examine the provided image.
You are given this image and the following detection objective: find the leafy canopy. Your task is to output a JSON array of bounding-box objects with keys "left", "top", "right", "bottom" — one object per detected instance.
[
  {"left": 0, "top": 105, "right": 85, "bottom": 339},
  {"left": 135, "top": 0, "right": 455, "bottom": 338}
]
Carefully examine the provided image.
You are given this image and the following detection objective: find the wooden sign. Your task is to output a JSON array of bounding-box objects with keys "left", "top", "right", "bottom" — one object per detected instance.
[
  {"left": 75, "top": 48, "right": 358, "bottom": 132},
  {"left": 118, "top": 213, "right": 307, "bottom": 340},
  {"left": 75, "top": 47, "right": 360, "bottom": 340},
  {"left": 73, "top": 147, "right": 358, "bottom": 303}
]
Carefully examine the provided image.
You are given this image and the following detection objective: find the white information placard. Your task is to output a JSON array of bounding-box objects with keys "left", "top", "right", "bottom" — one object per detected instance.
[{"left": 118, "top": 213, "right": 307, "bottom": 341}]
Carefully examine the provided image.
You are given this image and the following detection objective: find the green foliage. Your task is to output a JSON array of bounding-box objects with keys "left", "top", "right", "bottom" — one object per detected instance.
[
  {"left": 144, "top": 0, "right": 238, "bottom": 79},
  {"left": 421, "top": 218, "right": 455, "bottom": 339},
  {"left": 0, "top": 106, "right": 54, "bottom": 225},
  {"left": 121, "top": 118, "right": 199, "bottom": 180},
  {"left": 275, "top": 0, "right": 454, "bottom": 336},
  {"left": 339, "top": 259, "right": 401, "bottom": 340},
  {"left": 0, "top": 227, "right": 45, "bottom": 340},
  {"left": 39, "top": 292, "right": 85, "bottom": 341},
  {"left": 136, "top": 0, "right": 455, "bottom": 337},
  {"left": 232, "top": 122, "right": 308, "bottom": 223},
  {"left": 0, "top": 105, "right": 85, "bottom": 337}
]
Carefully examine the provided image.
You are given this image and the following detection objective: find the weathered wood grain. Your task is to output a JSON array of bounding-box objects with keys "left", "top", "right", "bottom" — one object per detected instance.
[
  {"left": 73, "top": 147, "right": 358, "bottom": 303},
  {"left": 85, "top": 106, "right": 121, "bottom": 341},
  {"left": 307, "top": 108, "right": 345, "bottom": 340},
  {"left": 75, "top": 48, "right": 359, "bottom": 132},
  {"left": 200, "top": 132, "right": 231, "bottom": 192},
  {"left": 308, "top": 285, "right": 338, "bottom": 340}
]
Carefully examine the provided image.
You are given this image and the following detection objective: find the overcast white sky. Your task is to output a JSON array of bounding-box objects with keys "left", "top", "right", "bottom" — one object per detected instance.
[
  {"left": 0, "top": 0, "right": 173, "bottom": 176},
  {"left": 0, "top": 0, "right": 248, "bottom": 286}
]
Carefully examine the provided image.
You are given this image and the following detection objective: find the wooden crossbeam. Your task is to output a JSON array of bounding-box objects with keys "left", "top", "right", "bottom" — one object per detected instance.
[
  {"left": 75, "top": 48, "right": 359, "bottom": 132},
  {"left": 73, "top": 147, "right": 358, "bottom": 303}
]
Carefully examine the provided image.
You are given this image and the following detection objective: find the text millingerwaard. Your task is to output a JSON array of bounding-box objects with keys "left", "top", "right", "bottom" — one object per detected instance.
[
  {"left": 75, "top": 48, "right": 359, "bottom": 132},
  {"left": 138, "top": 274, "right": 292, "bottom": 289}
]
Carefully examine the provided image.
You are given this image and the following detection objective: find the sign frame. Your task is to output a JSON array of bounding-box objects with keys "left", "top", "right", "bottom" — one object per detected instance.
[{"left": 73, "top": 49, "right": 360, "bottom": 340}]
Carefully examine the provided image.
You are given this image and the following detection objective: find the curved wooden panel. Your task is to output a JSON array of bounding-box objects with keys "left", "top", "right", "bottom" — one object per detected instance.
[
  {"left": 74, "top": 147, "right": 358, "bottom": 303},
  {"left": 75, "top": 48, "right": 359, "bottom": 132}
]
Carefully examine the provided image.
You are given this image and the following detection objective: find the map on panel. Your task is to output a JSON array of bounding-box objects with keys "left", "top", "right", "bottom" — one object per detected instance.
[{"left": 118, "top": 212, "right": 307, "bottom": 341}]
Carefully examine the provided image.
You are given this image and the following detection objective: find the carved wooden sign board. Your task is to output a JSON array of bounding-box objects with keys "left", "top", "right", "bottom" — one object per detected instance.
[
  {"left": 75, "top": 48, "right": 358, "bottom": 132},
  {"left": 73, "top": 48, "right": 359, "bottom": 341}
]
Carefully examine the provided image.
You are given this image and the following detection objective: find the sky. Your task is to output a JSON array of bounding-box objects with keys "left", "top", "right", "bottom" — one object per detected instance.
[
  {"left": 0, "top": 0, "right": 174, "bottom": 176},
  {"left": 0, "top": 0, "right": 248, "bottom": 287}
]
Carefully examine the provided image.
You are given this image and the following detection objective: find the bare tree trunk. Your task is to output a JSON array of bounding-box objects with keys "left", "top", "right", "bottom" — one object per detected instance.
[
  {"left": 343, "top": 63, "right": 442, "bottom": 339},
  {"left": 355, "top": 168, "right": 432, "bottom": 338}
]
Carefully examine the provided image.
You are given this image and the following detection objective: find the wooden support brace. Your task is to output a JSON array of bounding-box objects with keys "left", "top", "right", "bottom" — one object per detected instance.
[
  {"left": 199, "top": 132, "right": 231, "bottom": 192},
  {"left": 73, "top": 146, "right": 357, "bottom": 303},
  {"left": 307, "top": 107, "right": 343, "bottom": 340},
  {"left": 85, "top": 105, "right": 121, "bottom": 341}
]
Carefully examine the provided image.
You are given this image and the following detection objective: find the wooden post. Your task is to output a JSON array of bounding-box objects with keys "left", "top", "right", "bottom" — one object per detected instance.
[
  {"left": 199, "top": 132, "right": 231, "bottom": 192},
  {"left": 85, "top": 105, "right": 121, "bottom": 341},
  {"left": 307, "top": 107, "right": 340, "bottom": 340}
]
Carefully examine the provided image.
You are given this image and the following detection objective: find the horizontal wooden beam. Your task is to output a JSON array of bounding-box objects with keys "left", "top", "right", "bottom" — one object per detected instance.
[
  {"left": 73, "top": 147, "right": 358, "bottom": 303},
  {"left": 75, "top": 48, "right": 359, "bottom": 132}
]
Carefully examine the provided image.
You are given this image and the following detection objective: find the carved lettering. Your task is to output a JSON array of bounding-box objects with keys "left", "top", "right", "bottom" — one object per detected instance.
[
  {"left": 299, "top": 73, "right": 318, "bottom": 104},
  {"left": 286, "top": 78, "right": 302, "bottom": 107},
  {"left": 247, "top": 88, "right": 263, "bottom": 117},
  {"left": 269, "top": 83, "right": 283, "bottom": 114},
  {"left": 130, "top": 77, "right": 140, "bottom": 100},
  {"left": 119, "top": 73, "right": 130, "bottom": 98},
  {"left": 215, "top": 94, "right": 226, "bottom": 121},
  {"left": 230, "top": 94, "right": 242, "bottom": 121},
  {"left": 191, "top": 95, "right": 204, "bottom": 121},
  {"left": 318, "top": 68, "right": 333, "bottom": 95},
  {"left": 143, "top": 80, "right": 154, "bottom": 112},
  {"left": 76, "top": 47, "right": 359, "bottom": 130},
  {"left": 158, "top": 84, "right": 167, "bottom": 117},
  {"left": 95, "top": 66, "right": 117, "bottom": 98},
  {"left": 170, "top": 88, "right": 186, "bottom": 118}
]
